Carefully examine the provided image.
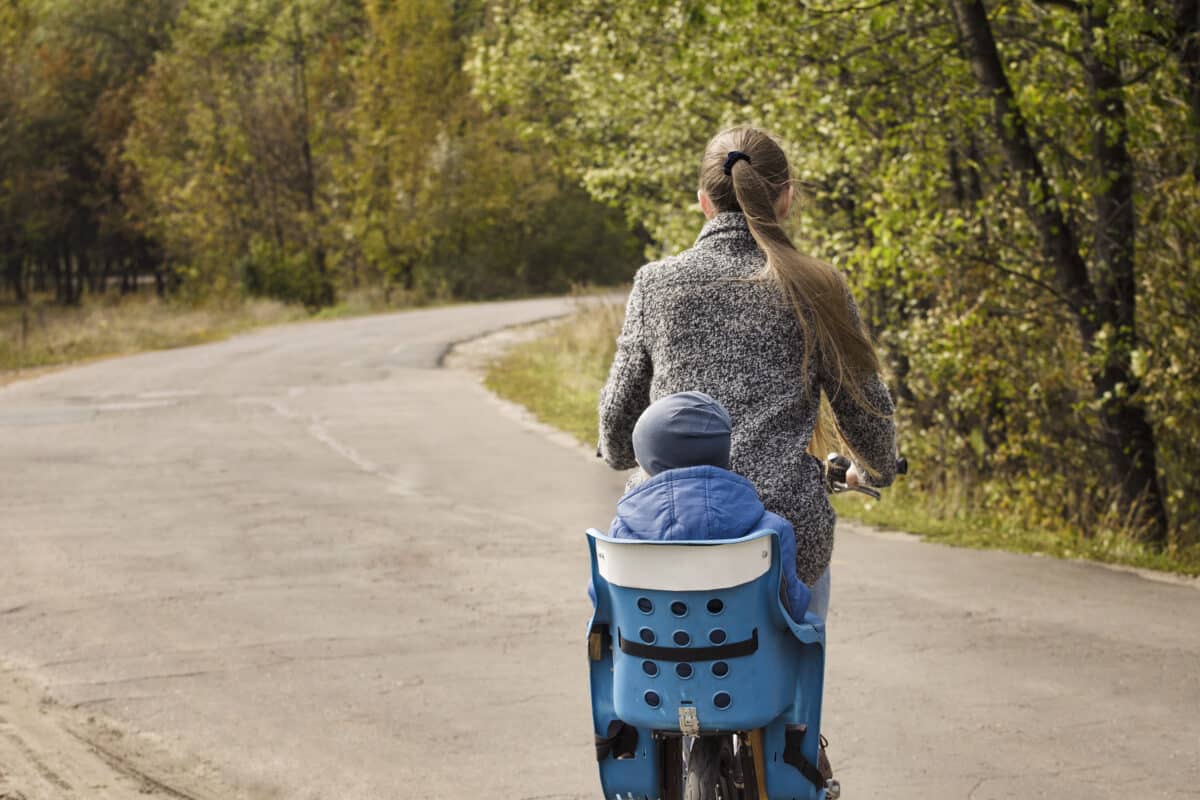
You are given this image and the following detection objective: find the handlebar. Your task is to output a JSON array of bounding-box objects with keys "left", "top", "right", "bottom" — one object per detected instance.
[{"left": 825, "top": 453, "right": 908, "bottom": 500}]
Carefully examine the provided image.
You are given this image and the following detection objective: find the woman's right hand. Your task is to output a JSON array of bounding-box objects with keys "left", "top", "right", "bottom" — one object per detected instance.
[{"left": 845, "top": 464, "right": 862, "bottom": 489}]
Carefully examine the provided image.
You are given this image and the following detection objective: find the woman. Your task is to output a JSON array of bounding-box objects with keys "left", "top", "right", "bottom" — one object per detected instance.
[{"left": 597, "top": 126, "right": 897, "bottom": 618}]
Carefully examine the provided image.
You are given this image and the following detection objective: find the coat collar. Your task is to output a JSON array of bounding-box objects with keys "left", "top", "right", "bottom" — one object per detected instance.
[
  {"left": 694, "top": 211, "right": 753, "bottom": 246},
  {"left": 611, "top": 465, "right": 767, "bottom": 542}
]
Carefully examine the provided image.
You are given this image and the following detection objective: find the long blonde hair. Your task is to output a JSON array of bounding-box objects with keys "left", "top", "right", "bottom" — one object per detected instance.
[{"left": 699, "top": 127, "right": 888, "bottom": 453}]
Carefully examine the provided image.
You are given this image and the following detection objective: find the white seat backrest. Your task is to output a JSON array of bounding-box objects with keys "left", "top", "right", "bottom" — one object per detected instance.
[{"left": 592, "top": 531, "right": 773, "bottom": 592}]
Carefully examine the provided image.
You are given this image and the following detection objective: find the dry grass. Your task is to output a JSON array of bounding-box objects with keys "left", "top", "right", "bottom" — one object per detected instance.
[
  {"left": 0, "top": 294, "right": 304, "bottom": 380},
  {"left": 483, "top": 296, "right": 623, "bottom": 444}
]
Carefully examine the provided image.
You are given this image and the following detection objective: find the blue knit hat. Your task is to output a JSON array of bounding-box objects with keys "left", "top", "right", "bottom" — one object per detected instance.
[{"left": 632, "top": 391, "right": 733, "bottom": 476}]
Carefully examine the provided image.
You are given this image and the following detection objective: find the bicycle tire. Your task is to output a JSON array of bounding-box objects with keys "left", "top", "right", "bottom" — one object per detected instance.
[
  {"left": 662, "top": 736, "right": 685, "bottom": 800},
  {"left": 684, "top": 736, "right": 736, "bottom": 800}
]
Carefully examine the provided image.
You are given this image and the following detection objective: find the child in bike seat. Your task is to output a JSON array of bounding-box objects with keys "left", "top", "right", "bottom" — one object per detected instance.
[{"left": 597, "top": 391, "right": 811, "bottom": 622}]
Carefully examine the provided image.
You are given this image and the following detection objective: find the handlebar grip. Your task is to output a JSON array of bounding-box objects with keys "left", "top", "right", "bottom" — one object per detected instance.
[
  {"left": 827, "top": 453, "right": 908, "bottom": 488},
  {"left": 826, "top": 453, "right": 851, "bottom": 484}
]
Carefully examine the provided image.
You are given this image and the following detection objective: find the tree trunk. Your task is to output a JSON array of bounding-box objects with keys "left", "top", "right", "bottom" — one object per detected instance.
[
  {"left": 292, "top": 5, "right": 334, "bottom": 308},
  {"left": 1081, "top": 6, "right": 1169, "bottom": 545},
  {"left": 950, "top": 0, "right": 1170, "bottom": 544},
  {"left": 78, "top": 250, "right": 94, "bottom": 298},
  {"left": 139, "top": 238, "right": 166, "bottom": 296},
  {"left": 53, "top": 247, "right": 68, "bottom": 305},
  {"left": 99, "top": 257, "right": 111, "bottom": 294},
  {"left": 6, "top": 255, "right": 26, "bottom": 303},
  {"left": 121, "top": 257, "right": 135, "bottom": 294}
]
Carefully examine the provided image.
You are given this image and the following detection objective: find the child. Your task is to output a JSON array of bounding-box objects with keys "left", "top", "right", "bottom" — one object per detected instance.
[{"left": 601, "top": 391, "right": 811, "bottom": 622}]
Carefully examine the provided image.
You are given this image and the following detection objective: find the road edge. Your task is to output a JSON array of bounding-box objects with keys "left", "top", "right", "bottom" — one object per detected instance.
[{"left": 442, "top": 315, "right": 603, "bottom": 464}]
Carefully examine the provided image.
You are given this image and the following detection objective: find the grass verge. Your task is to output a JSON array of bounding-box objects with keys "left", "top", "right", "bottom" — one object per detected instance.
[
  {"left": 0, "top": 294, "right": 306, "bottom": 383},
  {"left": 483, "top": 304, "right": 1200, "bottom": 578},
  {"left": 483, "top": 299, "right": 621, "bottom": 444},
  {"left": 832, "top": 486, "right": 1200, "bottom": 577}
]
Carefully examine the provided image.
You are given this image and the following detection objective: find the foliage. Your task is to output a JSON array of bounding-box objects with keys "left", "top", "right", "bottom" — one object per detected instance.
[
  {"left": 344, "top": 0, "right": 640, "bottom": 300},
  {"left": 2, "top": 0, "right": 643, "bottom": 310},
  {"left": 0, "top": 0, "right": 181, "bottom": 303},
  {"left": 474, "top": 0, "right": 1200, "bottom": 551},
  {"left": 126, "top": 0, "right": 362, "bottom": 307}
]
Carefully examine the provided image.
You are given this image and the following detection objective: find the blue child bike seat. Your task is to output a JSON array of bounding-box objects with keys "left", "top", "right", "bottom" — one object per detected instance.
[{"left": 586, "top": 528, "right": 829, "bottom": 799}]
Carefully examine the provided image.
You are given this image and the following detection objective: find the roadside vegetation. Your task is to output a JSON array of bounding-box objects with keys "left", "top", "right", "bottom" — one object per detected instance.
[
  {"left": 486, "top": 303, "right": 1200, "bottom": 577},
  {"left": 476, "top": 1, "right": 1200, "bottom": 561},
  {"left": 0, "top": 294, "right": 303, "bottom": 382},
  {"left": 0, "top": 1, "right": 643, "bottom": 310}
]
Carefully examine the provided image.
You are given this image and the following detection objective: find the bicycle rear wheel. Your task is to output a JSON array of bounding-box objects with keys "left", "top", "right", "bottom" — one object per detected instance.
[
  {"left": 684, "top": 736, "right": 737, "bottom": 800},
  {"left": 662, "top": 736, "right": 684, "bottom": 800}
]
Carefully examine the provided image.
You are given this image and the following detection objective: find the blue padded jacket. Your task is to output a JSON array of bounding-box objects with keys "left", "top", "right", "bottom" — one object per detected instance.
[{"left": 603, "top": 464, "right": 810, "bottom": 622}]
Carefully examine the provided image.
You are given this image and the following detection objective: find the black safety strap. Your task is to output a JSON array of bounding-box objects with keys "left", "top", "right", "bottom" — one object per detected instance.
[
  {"left": 616, "top": 629, "right": 758, "bottom": 662},
  {"left": 595, "top": 719, "right": 639, "bottom": 761},
  {"left": 783, "top": 726, "right": 826, "bottom": 791}
]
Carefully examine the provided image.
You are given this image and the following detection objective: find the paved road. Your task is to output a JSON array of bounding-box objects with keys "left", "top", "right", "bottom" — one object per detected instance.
[{"left": 1, "top": 299, "right": 1198, "bottom": 800}]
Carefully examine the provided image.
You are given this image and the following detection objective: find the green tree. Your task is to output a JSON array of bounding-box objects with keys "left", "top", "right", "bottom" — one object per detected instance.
[
  {"left": 127, "top": 0, "right": 363, "bottom": 307},
  {"left": 123, "top": 0, "right": 639, "bottom": 306},
  {"left": 0, "top": 0, "right": 178, "bottom": 303},
  {"left": 347, "top": 0, "right": 639, "bottom": 300}
]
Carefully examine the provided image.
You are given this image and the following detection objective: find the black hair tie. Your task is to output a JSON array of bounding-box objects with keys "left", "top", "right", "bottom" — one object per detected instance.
[{"left": 723, "top": 150, "right": 751, "bottom": 176}]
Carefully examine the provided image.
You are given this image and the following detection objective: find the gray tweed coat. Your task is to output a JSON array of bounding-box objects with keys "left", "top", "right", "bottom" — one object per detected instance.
[{"left": 598, "top": 212, "right": 897, "bottom": 586}]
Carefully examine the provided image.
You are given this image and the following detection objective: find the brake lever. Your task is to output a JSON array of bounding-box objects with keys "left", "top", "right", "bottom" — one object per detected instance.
[{"left": 830, "top": 482, "right": 881, "bottom": 500}]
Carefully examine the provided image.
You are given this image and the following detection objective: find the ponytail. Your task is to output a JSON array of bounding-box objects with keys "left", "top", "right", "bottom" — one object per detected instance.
[{"left": 699, "top": 127, "right": 887, "bottom": 420}]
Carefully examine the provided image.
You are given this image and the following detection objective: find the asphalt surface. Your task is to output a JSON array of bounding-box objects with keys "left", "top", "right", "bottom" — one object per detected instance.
[{"left": 1, "top": 298, "right": 1198, "bottom": 799}]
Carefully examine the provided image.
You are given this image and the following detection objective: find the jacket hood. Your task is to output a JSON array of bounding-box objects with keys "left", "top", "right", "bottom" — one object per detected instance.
[{"left": 610, "top": 465, "right": 768, "bottom": 541}]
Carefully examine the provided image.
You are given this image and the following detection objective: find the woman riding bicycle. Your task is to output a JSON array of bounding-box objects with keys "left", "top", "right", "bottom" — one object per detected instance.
[{"left": 597, "top": 126, "right": 898, "bottom": 619}]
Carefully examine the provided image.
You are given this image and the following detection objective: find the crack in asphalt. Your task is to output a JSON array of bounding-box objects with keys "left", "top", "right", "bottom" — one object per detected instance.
[{"left": 235, "top": 395, "right": 421, "bottom": 497}]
